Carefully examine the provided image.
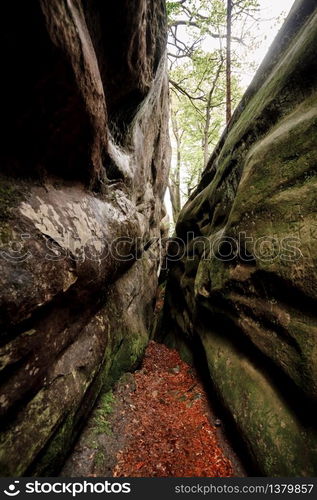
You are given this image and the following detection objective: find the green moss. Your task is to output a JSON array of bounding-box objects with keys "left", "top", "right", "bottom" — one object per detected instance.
[
  {"left": 164, "top": 4, "right": 317, "bottom": 478},
  {"left": 229, "top": 96, "right": 317, "bottom": 226},
  {"left": 94, "top": 450, "right": 106, "bottom": 467},
  {"left": 0, "top": 387, "right": 65, "bottom": 476},
  {"left": 93, "top": 391, "right": 115, "bottom": 436},
  {"left": 0, "top": 177, "right": 27, "bottom": 245},
  {"left": 0, "top": 177, "right": 25, "bottom": 221},
  {"left": 109, "top": 331, "right": 148, "bottom": 383},
  {"left": 0, "top": 257, "right": 152, "bottom": 476},
  {"left": 89, "top": 439, "right": 99, "bottom": 450},
  {"left": 31, "top": 328, "right": 148, "bottom": 476},
  {"left": 200, "top": 329, "right": 317, "bottom": 476},
  {"left": 29, "top": 411, "right": 76, "bottom": 477}
]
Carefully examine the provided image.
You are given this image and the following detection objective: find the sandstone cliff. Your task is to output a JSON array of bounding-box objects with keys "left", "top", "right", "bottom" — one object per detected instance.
[
  {"left": 0, "top": 0, "right": 169, "bottom": 476},
  {"left": 160, "top": 0, "right": 317, "bottom": 476}
]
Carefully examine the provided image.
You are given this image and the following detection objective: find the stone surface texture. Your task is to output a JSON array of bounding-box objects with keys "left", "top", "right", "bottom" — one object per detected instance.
[
  {"left": 0, "top": 0, "right": 169, "bottom": 476},
  {"left": 160, "top": 0, "right": 317, "bottom": 476}
]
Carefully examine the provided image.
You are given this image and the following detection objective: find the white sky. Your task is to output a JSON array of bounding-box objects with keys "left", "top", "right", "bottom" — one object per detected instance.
[
  {"left": 198, "top": 0, "right": 296, "bottom": 88},
  {"left": 164, "top": 0, "right": 295, "bottom": 222},
  {"left": 238, "top": 0, "right": 295, "bottom": 87}
]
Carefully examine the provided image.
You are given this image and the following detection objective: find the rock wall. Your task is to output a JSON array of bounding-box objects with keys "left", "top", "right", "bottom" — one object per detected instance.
[
  {"left": 0, "top": 0, "right": 169, "bottom": 476},
  {"left": 160, "top": 0, "right": 317, "bottom": 476}
]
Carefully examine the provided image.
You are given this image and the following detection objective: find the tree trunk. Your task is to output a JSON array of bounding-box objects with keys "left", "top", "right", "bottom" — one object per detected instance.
[
  {"left": 203, "top": 58, "right": 224, "bottom": 168},
  {"left": 226, "top": 0, "right": 232, "bottom": 124},
  {"left": 168, "top": 158, "right": 181, "bottom": 224},
  {"left": 203, "top": 106, "right": 211, "bottom": 168},
  {"left": 169, "top": 111, "right": 182, "bottom": 224}
]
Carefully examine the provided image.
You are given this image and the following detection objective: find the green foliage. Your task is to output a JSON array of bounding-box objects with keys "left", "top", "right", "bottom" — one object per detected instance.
[
  {"left": 170, "top": 51, "right": 243, "bottom": 198},
  {"left": 166, "top": 2, "right": 183, "bottom": 17},
  {"left": 167, "top": 0, "right": 260, "bottom": 215},
  {"left": 94, "top": 450, "right": 106, "bottom": 468},
  {"left": 93, "top": 391, "right": 115, "bottom": 435}
]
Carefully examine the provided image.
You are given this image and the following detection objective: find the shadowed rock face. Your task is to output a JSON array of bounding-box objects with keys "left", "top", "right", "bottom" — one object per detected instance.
[
  {"left": 160, "top": 0, "right": 317, "bottom": 476},
  {"left": 0, "top": 0, "right": 170, "bottom": 475}
]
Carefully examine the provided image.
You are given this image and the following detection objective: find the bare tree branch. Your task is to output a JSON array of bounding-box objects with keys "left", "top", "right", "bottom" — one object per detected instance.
[
  {"left": 169, "top": 79, "right": 205, "bottom": 101},
  {"left": 169, "top": 20, "right": 246, "bottom": 45}
]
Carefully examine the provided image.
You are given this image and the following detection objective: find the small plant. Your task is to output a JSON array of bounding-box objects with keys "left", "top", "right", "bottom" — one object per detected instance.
[
  {"left": 94, "top": 450, "right": 106, "bottom": 468},
  {"left": 88, "top": 439, "right": 98, "bottom": 449},
  {"left": 93, "top": 390, "right": 115, "bottom": 435}
]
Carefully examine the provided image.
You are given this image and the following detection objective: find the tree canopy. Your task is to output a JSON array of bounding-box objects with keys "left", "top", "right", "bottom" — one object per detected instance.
[{"left": 167, "top": 0, "right": 261, "bottom": 224}]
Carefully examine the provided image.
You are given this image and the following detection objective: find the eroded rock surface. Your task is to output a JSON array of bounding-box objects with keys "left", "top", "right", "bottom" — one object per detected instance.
[
  {"left": 160, "top": 0, "right": 317, "bottom": 476},
  {"left": 0, "top": 0, "right": 169, "bottom": 476}
]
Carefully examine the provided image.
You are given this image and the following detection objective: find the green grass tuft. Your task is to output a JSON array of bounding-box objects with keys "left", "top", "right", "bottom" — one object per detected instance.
[{"left": 93, "top": 391, "right": 115, "bottom": 435}]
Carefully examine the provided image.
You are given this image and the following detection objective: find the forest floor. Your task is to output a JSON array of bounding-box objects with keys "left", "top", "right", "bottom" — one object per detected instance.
[{"left": 62, "top": 341, "right": 245, "bottom": 477}]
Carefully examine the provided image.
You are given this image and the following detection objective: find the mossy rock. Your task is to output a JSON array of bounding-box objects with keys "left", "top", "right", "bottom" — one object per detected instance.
[{"left": 200, "top": 329, "right": 317, "bottom": 476}]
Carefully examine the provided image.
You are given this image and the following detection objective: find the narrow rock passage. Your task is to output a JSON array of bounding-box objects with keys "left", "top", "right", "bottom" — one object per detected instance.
[
  {"left": 62, "top": 341, "right": 244, "bottom": 477},
  {"left": 113, "top": 342, "right": 233, "bottom": 477}
]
